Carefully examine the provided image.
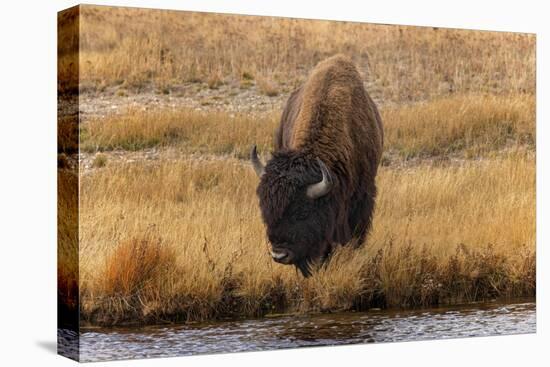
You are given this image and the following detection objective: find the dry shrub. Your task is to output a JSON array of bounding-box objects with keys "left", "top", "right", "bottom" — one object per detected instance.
[
  {"left": 256, "top": 76, "right": 279, "bottom": 97},
  {"left": 81, "top": 235, "right": 177, "bottom": 324},
  {"left": 241, "top": 71, "right": 254, "bottom": 81},
  {"left": 116, "top": 88, "right": 128, "bottom": 97},
  {"left": 92, "top": 153, "right": 108, "bottom": 168},
  {"left": 207, "top": 72, "right": 224, "bottom": 90},
  {"left": 101, "top": 236, "right": 174, "bottom": 297}
]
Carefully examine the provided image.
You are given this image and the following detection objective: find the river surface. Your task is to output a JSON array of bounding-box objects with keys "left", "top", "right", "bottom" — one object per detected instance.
[{"left": 64, "top": 301, "right": 535, "bottom": 362}]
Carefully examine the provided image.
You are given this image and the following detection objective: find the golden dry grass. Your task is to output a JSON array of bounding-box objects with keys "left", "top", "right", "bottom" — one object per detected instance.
[
  {"left": 58, "top": 168, "right": 79, "bottom": 323},
  {"left": 56, "top": 4, "right": 536, "bottom": 326},
  {"left": 81, "top": 108, "right": 279, "bottom": 157},
  {"left": 60, "top": 5, "right": 535, "bottom": 103},
  {"left": 58, "top": 108, "right": 80, "bottom": 154},
  {"left": 383, "top": 94, "right": 535, "bottom": 158},
  {"left": 78, "top": 151, "right": 535, "bottom": 325},
  {"left": 81, "top": 94, "right": 535, "bottom": 160},
  {"left": 58, "top": 7, "right": 79, "bottom": 94}
]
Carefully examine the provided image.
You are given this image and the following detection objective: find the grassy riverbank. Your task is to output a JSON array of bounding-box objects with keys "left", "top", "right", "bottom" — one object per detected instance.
[
  {"left": 73, "top": 92, "right": 535, "bottom": 325},
  {"left": 77, "top": 150, "right": 534, "bottom": 325}
]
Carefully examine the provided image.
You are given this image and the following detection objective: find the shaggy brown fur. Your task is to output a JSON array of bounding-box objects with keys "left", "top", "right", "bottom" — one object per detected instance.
[{"left": 254, "top": 54, "right": 383, "bottom": 276}]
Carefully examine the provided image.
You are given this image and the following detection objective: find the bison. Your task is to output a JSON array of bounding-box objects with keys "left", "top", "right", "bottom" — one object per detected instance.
[{"left": 250, "top": 55, "right": 384, "bottom": 277}]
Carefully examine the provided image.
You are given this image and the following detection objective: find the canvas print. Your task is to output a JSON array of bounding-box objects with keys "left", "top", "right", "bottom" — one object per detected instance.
[{"left": 57, "top": 5, "right": 536, "bottom": 362}]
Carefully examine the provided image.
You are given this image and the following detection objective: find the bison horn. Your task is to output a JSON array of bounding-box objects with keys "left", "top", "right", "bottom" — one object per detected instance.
[
  {"left": 306, "top": 158, "right": 333, "bottom": 199},
  {"left": 250, "top": 145, "right": 265, "bottom": 178}
]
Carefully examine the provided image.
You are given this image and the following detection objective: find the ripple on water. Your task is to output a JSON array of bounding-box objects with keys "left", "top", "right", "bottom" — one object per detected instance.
[{"left": 68, "top": 301, "right": 535, "bottom": 362}]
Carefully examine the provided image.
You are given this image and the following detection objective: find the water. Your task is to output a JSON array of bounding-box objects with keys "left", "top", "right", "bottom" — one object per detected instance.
[{"left": 65, "top": 301, "right": 535, "bottom": 362}]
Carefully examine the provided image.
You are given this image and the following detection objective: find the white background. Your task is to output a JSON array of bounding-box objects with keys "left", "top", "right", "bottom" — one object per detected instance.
[{"left": 0, "top": 0, "right": 547, "bottom": 366}]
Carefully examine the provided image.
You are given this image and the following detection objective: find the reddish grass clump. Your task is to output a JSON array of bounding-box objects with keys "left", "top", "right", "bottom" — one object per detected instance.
[
  {"left": 102, "top": 236, "right": 175, "bottom": 297},
  {"left": 81, "top": 235, "right": 177, "bottom": 325}
]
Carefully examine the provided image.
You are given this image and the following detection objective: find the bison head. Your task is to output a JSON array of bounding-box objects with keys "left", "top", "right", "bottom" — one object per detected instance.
[{"left": 250, "top": 146, "right": 334, "bottom": 277}]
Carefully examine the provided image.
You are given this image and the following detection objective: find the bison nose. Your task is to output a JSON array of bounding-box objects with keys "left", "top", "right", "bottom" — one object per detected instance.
[
  {"left": 270, "top": 245, "right": 292, "bottom": 263},
  {"left": 270, "top": 248, "right": 288, "bottom": 261}
]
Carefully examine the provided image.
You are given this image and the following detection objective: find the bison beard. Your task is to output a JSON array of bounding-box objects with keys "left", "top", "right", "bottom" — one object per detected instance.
[{"left": 250, "top": 55, "right": 383, "bottom": 277}]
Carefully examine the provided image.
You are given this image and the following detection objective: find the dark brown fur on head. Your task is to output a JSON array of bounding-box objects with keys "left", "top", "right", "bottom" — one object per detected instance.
[
  {"left": 252, "top": 54, "right": 384, "bottom": 277},
  {"left": 256, "top": 150, "right": 336, "bottom": 276}
]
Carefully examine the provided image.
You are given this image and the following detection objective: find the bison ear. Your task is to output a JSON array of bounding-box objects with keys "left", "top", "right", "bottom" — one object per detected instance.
[
  {"left": 306, "top": 159, "right": 333, "bottom": 199},
  {"left": 250, "top": 145, "right": 265, "bottom": 178}
]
